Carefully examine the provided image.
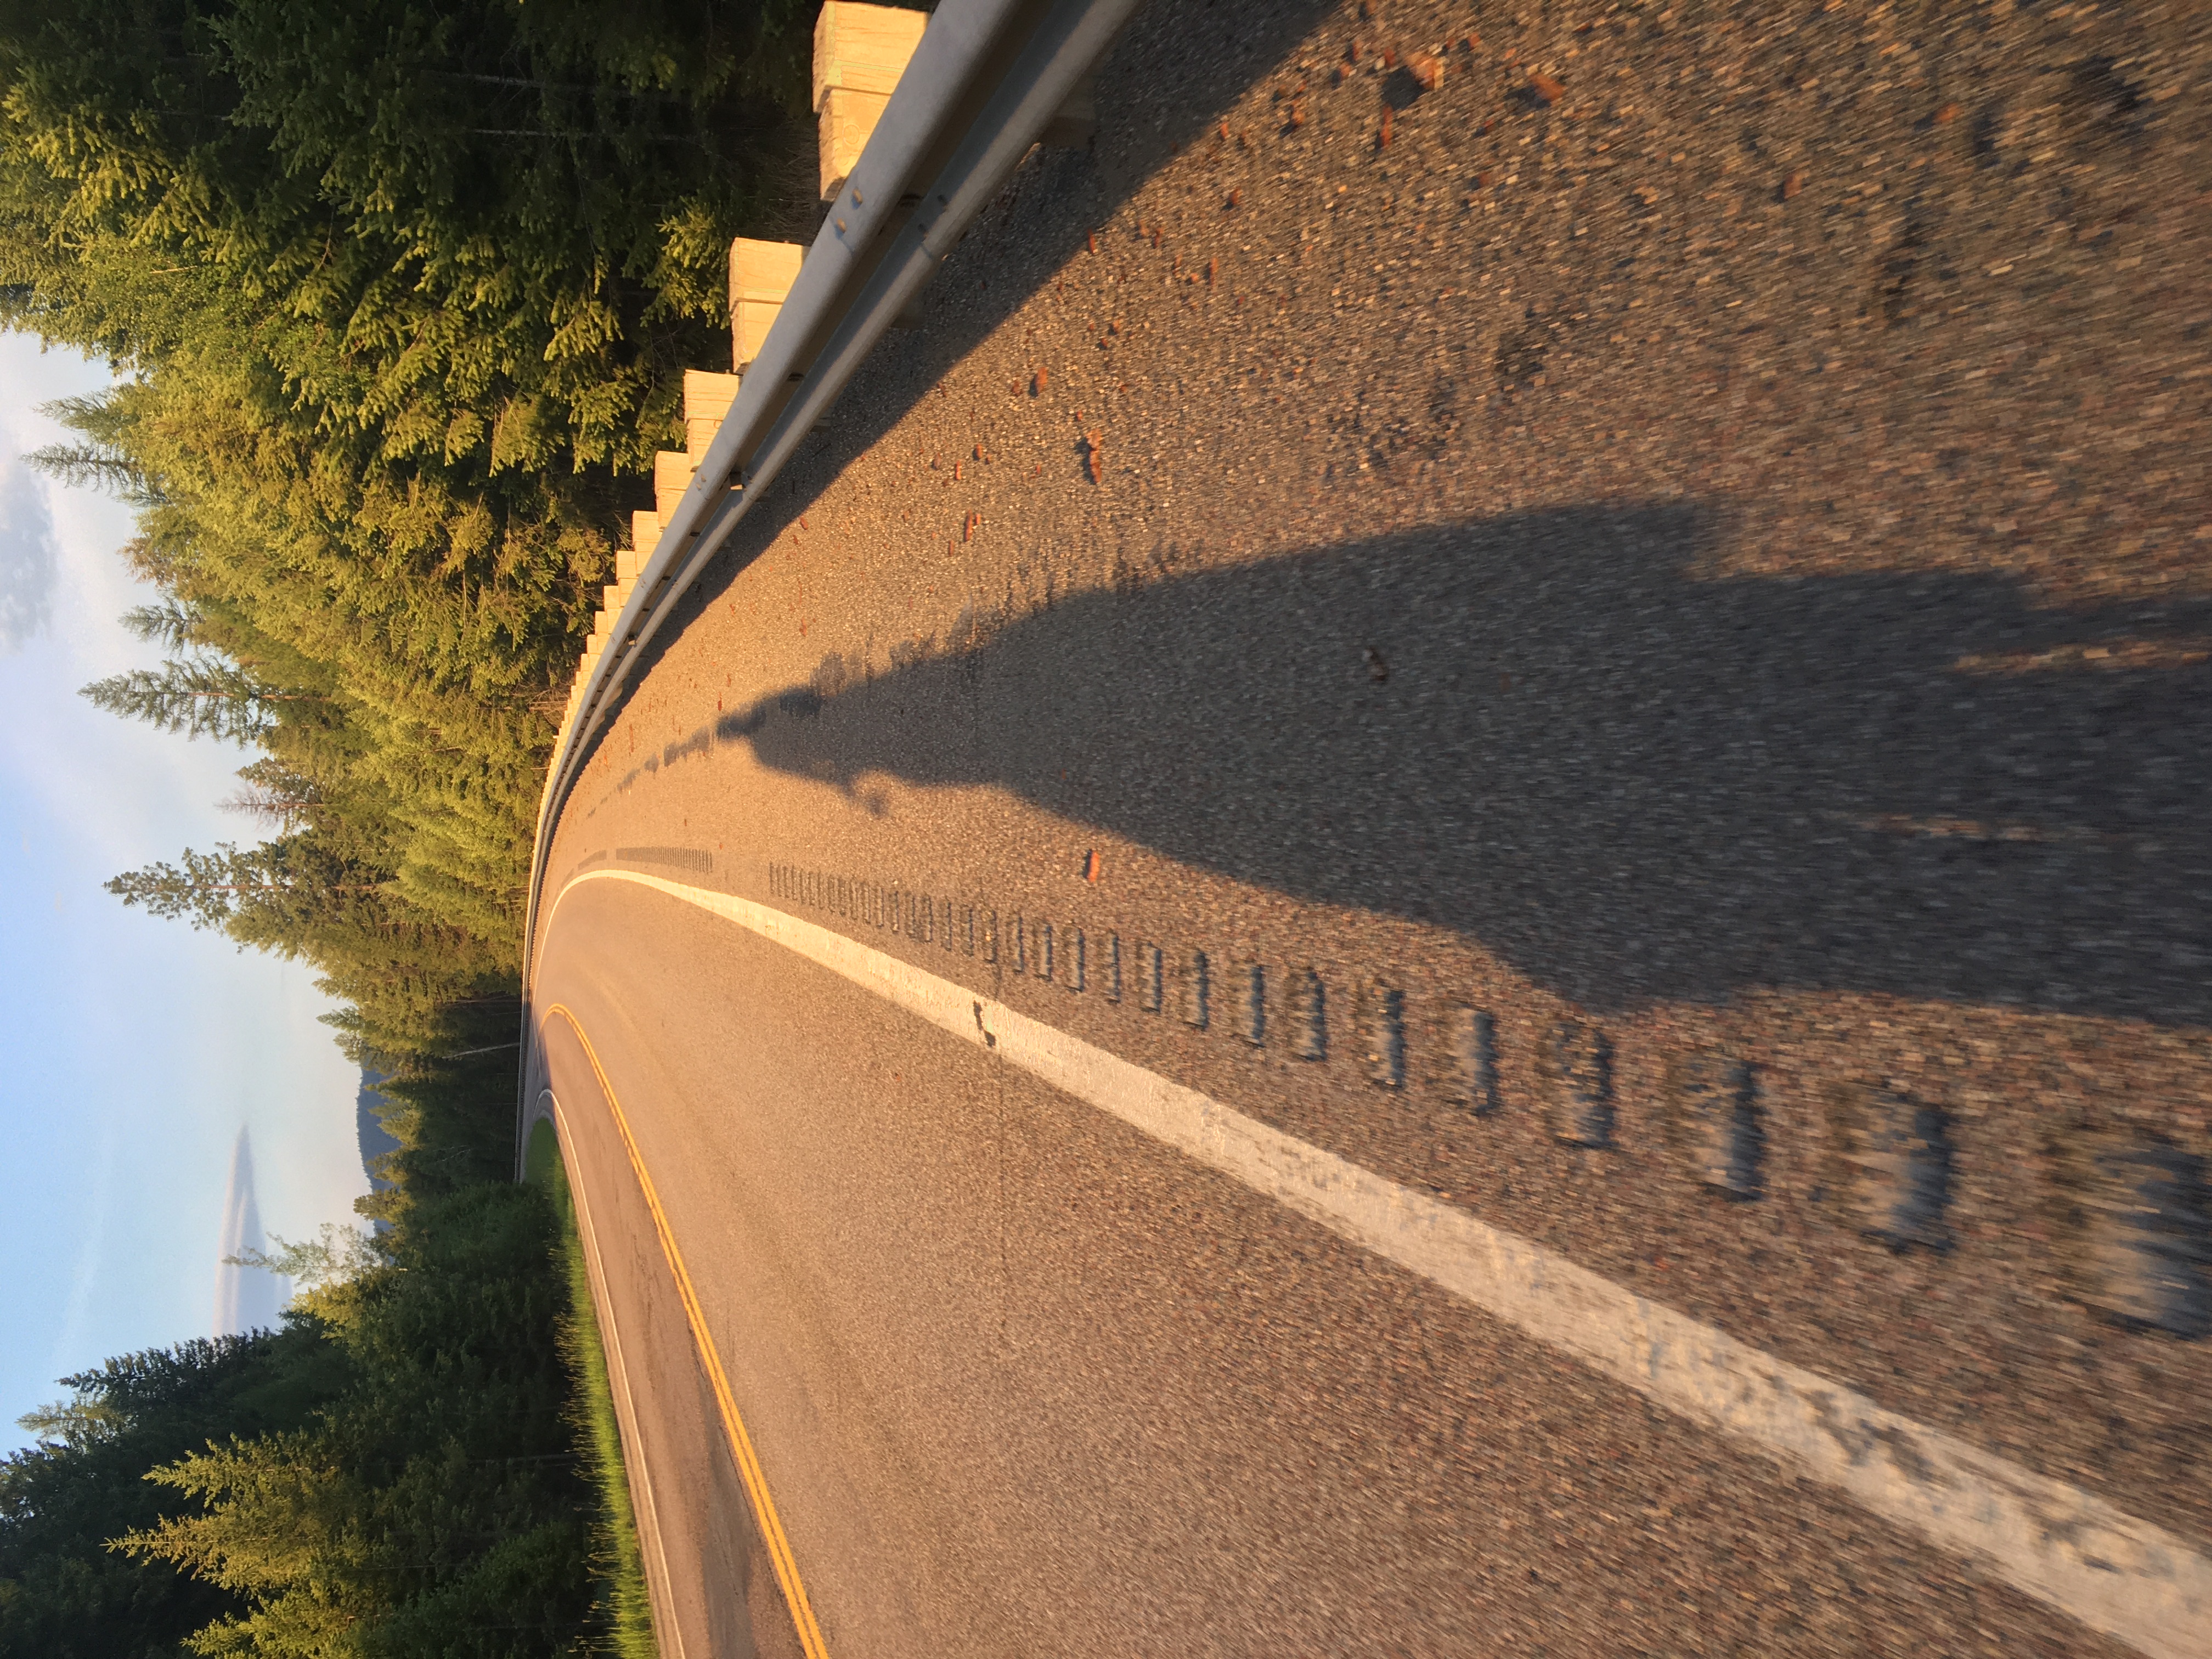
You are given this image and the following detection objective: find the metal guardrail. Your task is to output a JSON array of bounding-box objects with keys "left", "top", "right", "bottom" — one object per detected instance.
[{"left": 517, "top": 0, "right": 1143, "bottom": 1142}]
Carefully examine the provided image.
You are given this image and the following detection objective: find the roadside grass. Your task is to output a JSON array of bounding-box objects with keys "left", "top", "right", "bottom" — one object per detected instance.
[{"left": 528, "top": 1119, "right": 660, "bottom": 1658}]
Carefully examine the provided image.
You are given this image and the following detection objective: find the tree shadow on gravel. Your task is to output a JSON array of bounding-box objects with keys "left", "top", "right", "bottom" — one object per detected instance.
[{"left": 710, "top": 503, "right": 2212, "bottom": 1026}]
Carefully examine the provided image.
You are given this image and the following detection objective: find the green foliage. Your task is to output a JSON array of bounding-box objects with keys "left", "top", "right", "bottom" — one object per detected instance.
[
  {"left": 125, "top": 1183, "right": 599, "bottom": 1659},
  {"left": 120, "top": 599, "right": 204, "bottom": 651},
  {"left": 105, "top": 840, "right": 385, "bottom": 933},
  {"left": 529, "top": 1123, "right": 657, "bottom": 1658},
  {"left": 225, "top": 1224, "right": 391, "bottom": 1325},
  {"left": 0, "top": 1330, "right": 345, "bottom": 1659},
  {"left": 0, "top": 0, "right": 819, "bottom": 1030},
  {"left": 2, "top": 1050, "right": 652, "bottom": 1658},
  {"left": 80, "top": 658, "right": 303, "bottom": 744},
  {"left": 352, "top": 1007, "right": 528, "bottom": 1207},
  {"left": 0, "top": 0, "right": 811, "bottom": 472}
]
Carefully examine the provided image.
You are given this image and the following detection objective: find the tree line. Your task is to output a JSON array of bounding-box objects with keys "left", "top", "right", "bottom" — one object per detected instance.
[
  {"left": 0, "top": 1034, "right": 640, "bottom": 1658},
  {"left": 0, "top": 0, "right": 834, "bottom": 1650},
  {"left": 3, "top": 0, "right": 820, "bottom": 1051}
]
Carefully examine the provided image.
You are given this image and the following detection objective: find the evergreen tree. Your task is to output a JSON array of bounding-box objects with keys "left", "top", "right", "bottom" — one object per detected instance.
[
  {"left": 0, "top": 1331, "right": 343, "bottom": 1659},
  {"left": 1, "top": 0, "right": 823, "bottom": 1002},
  {"left": 80, "top": 659, "right": 303, "bottom": 745},
  {"left": 104, "top": 840, "right": 380, "bottom": 931},
  {"left": 120, "top": 599, "right": 204, "bottom": 652},
  {"left": 123, "top": 1185, "right": 600, "bottom": 1659},
  {"left": 0, "top": 0, "right": 810, "bottom": 477}
]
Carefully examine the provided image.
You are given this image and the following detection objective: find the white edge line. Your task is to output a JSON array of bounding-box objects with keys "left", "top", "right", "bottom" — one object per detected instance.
[
  {"left": 550, "top": 866, "right": 2212, "bottom": 1659},
  {"left": 550, "top": 1090, "right": 692, "bottom": 1659}
]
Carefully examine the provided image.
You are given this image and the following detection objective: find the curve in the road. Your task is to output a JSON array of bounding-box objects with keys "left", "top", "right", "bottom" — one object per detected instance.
[
  {"left": 543, "top": 865, "right": 2211, "bottom": 1659},
  {"left": 547, "top": 1096, "right": 695, "bottom": 1659},
  {"left": 548, "top": 1001, "right": 831, "bottom": 1659}
]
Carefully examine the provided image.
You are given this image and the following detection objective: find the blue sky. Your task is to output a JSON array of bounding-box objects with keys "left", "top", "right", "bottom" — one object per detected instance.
[{"left": 0, "top": 335, "right": 364, "bottom": 1447}]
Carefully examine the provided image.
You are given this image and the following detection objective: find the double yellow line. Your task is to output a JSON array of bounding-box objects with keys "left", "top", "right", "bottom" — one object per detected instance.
[{"left": 545, "top": 1003, "right": 830, "bottom": 1659}]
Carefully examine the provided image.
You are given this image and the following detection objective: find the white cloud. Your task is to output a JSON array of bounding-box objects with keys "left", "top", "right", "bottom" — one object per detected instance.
[
  {"left": 47, "top": 1107, "right": 117, "bottom": 1378},
  {"left": 0, "top": 449, "right": 58, "bottom": 652}
]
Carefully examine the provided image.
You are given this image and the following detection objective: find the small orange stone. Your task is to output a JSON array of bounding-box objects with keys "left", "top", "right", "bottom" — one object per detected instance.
[
  {"left": 1529, "top": 70, "right": 1565, "bottom": 105},
  {"left": 1409, "top": 50, "right": 1443, "bottom": 92},
  {"left": 1934, "top": 102, "right": 1960, "bottom": 125},
  {"left": 1782, "top": 170, "right": 1803, "bottom": 200}
]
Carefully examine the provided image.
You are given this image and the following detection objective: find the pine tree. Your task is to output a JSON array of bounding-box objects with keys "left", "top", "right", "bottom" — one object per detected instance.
[
  {"left": 80, "top": 659, "right": 304, "bottom": 744},
  {"left": 121, "top": 1184, "right": 601, "bottom": 1658},
  {"left": 0, "top": 1330, "right": 341, "bottom": 1659},
  {"left": 119, "top": 597, "right": 201, "bottom": 650},
  {"left": 0, "top": 13, "right": 825, "bottom": 1649},
  {"left": 104, "top": 840, "right": 380, "bottom": 930}
]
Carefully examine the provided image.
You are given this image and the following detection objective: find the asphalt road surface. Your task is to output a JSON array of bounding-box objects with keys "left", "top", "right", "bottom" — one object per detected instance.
[{"left": 524, "top": 2, "right": 2212, "bottom": 1654}]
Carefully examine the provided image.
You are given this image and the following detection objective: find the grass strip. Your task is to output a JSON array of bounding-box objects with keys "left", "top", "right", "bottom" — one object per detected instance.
[{"left": 528, "top": 1118, "right": 661, "bottom": 1658}]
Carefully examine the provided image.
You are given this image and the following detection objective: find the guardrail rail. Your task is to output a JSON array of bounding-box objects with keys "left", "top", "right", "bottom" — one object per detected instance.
[{"left": 518, "top": 0, "right": 1143, "bottom": 1146}]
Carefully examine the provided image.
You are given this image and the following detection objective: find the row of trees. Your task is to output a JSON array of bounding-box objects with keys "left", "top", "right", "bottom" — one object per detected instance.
[
  {"left": 2, "top": 0, "right": 821, "bottom": 1049},
  {"left": 1, "top": 0, "right": 854, "bottom": 1650},
  {"left": 0, "top": 1039, "right": 627, "bottom": 1658}
]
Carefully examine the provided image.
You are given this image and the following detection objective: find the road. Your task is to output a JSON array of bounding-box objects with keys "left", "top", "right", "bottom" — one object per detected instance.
[{"left": 524, "top": 1, "right": 2212, "bottom": 1654}]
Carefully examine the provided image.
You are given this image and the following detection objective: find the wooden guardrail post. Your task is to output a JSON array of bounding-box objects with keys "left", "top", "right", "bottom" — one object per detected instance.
[
  {"left": 730, "top": 238, "right": 806, "bottom": 378},
  {"left": 627, "top": 515, "right": 658, "bottom": 576},
  {"left": 565, "top": 2, "right": 1107, "bottom": 736},
  {"left": 684, "top": 369, "right": 741, "bottom": 456},
  {"left": 813, "top": 3, "right": 929, "bottom": 203}
]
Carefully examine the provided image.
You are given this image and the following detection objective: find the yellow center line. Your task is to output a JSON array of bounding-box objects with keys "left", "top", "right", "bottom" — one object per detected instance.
[{"left": 545, "top": 1002, "right": 831, "bottom": 1659}]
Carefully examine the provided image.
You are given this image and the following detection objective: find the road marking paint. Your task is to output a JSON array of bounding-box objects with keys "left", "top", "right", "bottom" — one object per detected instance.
[
  {"left": 545, "top": 1002, "right": 833, "bottom": 1659},
  {"left": 546, "top": 1090, "right": 691, "bottom": 1659},
  {"left": 546, "top": 868, "right": 2212, "bottom": 1659}
]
